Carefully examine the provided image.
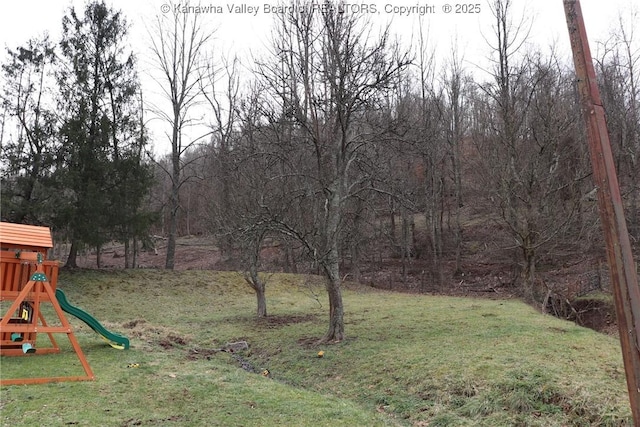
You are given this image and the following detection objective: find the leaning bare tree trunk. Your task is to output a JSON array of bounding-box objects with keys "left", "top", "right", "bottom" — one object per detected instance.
[
  {"left": 244, "top": 236, "right": 267, "bottom": 318},
  {"left": 245, "top": 266, "right": 267, "bottom": 318}
]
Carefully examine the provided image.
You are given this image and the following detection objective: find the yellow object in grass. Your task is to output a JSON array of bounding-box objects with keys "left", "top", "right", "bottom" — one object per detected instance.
[
  {"left": 101, "top": 335, "right": 126, "bottom": 350},
  {"left": 317, "top": 351, "right": 324, "bottom": 358}
]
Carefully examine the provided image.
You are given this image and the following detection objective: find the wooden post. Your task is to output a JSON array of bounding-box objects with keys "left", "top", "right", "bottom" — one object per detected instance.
[
  {"left": 0, "top": 223, "right": 95, "bottom": 385},
  {"left": 563, "top": 1, "right": 640, "bottom": 424}
]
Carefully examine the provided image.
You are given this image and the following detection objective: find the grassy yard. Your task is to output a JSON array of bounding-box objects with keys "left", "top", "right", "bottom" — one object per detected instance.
[{"left": 0, "top": 269, "right": 632, "bottom": 426}]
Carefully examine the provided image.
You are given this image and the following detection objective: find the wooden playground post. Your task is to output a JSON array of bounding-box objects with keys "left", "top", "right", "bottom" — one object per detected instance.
[{"left": 0, "top": 222, "right": 95, "bottom": 385}]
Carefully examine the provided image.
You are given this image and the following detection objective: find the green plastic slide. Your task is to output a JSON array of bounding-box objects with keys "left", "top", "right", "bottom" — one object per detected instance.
[{"left": 55, "top": 289, "right": 130, "bottom": 350}]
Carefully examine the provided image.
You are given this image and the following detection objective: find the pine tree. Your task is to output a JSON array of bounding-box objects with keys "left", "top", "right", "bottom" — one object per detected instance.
[{"left": 57, "top": 0, "right": 153, "bottom": 267}]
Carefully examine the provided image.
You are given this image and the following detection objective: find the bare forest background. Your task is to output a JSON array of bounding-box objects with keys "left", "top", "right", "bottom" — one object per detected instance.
[{"left": 1, "top": 0, "right": 638, "bottom": 340}]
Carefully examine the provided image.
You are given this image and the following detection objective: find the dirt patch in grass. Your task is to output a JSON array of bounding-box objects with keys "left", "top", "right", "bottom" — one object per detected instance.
[
  {"left": 297, "top": 336, "right": 323, "bottom": 348},
  {"left": 256, "top": 314, "right": 318, "bottom": 328},
  {"left": 158, "top": 335, "right": 188, "bottom": 349},
  {"left": 120, "top": 319, "right": 191, "bottom": 349},
  {"left": 122, "top": 319, "right": 146, "bottom": 329},
  {"left": 121, "top": 415, "right": 186, "bottom": 426},
  {"left": 225, "top": 313, "right": 319, "bottom": 331},
  {"left": 296, "top": 335, "right": 358, "bottom": 348},
  {"left": 186, "top": 347, "right": 220, "bottom": 361}
]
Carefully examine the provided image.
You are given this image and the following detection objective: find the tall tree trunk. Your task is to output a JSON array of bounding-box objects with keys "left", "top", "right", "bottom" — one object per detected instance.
[
  {"left": 350, "top": 242, "right": 361, "bottom": 283},
  {"left": 389, "top": 197, "right": 397, "bottom": 251},
  {"left": 166, "top": 208, "right": 177, "bottom": 269},
  {"left": 321, "top": 187, "right": 344, "bottom": 342},
  {"left": 245, "top": 265, "right": 267, "bottom": 318},
  {"left": 255, "top": 285, "right": 267, "bottom": 318},
  {"left": 284, "top": 239, "right": 298, "bottom": 274},
  {"left": 401, "top": 207, "right": 410, "bottom": 285},
  {"left": 96, "top": 245, "right": 101, "bottom": 268},
  {"left": 244, "top": 236, "right": 267, "bottom": 318},
  {"left": 65, "top": 241, "right": 79, "bottom": 268},
  {"left": 427, "top": 168, "right": 443, "bottom": 287},
  {"left": 323, "top": 258, "right": 344, "bottom": 342},
  {"left": 124, "top": 239, "right": 130, "bottom": 268},
  {"left": 165, "top": 137, "right": 180, "bottom": 270},
  {"left": 629, "top": 150, "right": 639, "bottom": 240},
  {"left": 132, "top": 237, "right": 138, "bottom": 269},
  {"left": 453, "top": 174, "right": 463, "bottom": 275},
  {"left": 522, "top": 243, "right": 536, "bottom": 302},
  {"left": 151, "top": 10, "right": 212, "bottom": 270},
  {"left": 452, "top": 127, "right": 463, "bottom": 275}
]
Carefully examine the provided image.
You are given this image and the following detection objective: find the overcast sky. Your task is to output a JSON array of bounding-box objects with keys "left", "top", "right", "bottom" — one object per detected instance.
[
  {"left": 1, "top": 0, "right": 635, "bottom": 55},
  {"left": 1, "top": 0, "right": 637, "bottom": 154}
]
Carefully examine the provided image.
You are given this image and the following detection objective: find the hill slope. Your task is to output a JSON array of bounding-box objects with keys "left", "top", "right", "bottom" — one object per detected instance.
[{"left": 1, "top": 269, "right": 631, "bottom": 426}]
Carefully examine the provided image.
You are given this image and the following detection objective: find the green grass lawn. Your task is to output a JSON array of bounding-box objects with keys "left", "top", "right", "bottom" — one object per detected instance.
[{"left": 1, "top": 269, "right": 632, "bottom": 426}]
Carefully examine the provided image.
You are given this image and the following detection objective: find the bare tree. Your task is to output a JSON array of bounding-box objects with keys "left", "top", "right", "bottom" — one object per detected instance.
[
  {"left": 596, "top": 9, "right": 640, "bottom": 244},
  {"left": 259, "top": 2, "right": 410, "bottom": 341},
  {"left": 415, "top": 25, "right": 447, "bottom": 287},
  {"left": 148, "top": 3, "right": 213, "bottom": 269},
  {"left": 473, "top": 0, "right": 588, "bottom": 300},
  {"left": 213, "top": 82, "right": 275, "bottom": 317},
  {"left": 200, "top": 54, "right": 241, "bottom": 255},
  {"left": 441, "top": 46, "right": 471, "bottom": 275},
  {"left": 235, "top": 105, "right": 270, "bottom": 318}
]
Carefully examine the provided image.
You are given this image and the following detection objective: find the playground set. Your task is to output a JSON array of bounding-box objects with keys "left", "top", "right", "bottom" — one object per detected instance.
[{"left": 0, "top": 221, "right": 129, "bottom": 385}]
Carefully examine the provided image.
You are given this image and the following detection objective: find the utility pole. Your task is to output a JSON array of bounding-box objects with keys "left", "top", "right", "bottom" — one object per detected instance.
[{"left": 563, "top": 1, "right": 640, "bottom": 424}]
